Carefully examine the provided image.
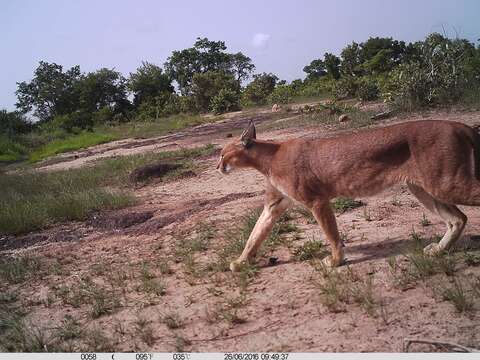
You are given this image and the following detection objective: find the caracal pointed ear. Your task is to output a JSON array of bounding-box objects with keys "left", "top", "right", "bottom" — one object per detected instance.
[{"left": 240, "top": 120, "right": 256, "bottom": 147}]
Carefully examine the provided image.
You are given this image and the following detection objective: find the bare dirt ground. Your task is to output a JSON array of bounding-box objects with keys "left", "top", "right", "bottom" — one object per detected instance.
[{"left": 2, "top": 103, "right": 480, "bottom": 352}]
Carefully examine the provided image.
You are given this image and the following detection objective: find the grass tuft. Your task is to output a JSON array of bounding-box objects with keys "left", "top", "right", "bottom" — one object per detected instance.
[
  {"left": 292, "top": 237, "right": 327, "bottom": 261},
  {"left": 331, "top": 197, "right": 364, "bottom": 213}
]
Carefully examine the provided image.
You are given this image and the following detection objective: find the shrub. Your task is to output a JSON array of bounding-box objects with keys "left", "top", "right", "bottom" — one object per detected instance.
[
  {"left": 0, "top": 136, "right": 27, "bottom": 162},
  {"left": 191, "top": 71, "right": 238, "bottom": 112},
  {"left": 332, "top": 76, "right": 358, "bottom": 99},
  {"left": 210, "top": 88, "right": 241, "bottom": 114},
  {"left": 242, "top": 73, "right": 278, "bottom": 106},
  {"left": 356, "top": 77, "right": 379, "bottom": 101},
  {"left": 267, "top": 85, "right": 295, "bottom": 104},
  {"left": 381, "top": 34, "right": 475, "bottom": 110}
]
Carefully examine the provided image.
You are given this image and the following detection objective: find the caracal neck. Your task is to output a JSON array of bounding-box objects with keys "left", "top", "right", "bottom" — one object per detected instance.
[{"left": 246, "top": 140, "right": 281, "bottom": 176}]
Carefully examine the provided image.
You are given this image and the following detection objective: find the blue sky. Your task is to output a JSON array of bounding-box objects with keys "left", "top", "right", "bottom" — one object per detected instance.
[{"left": 1, "top": 0, "right": 479, "bottom": 110}]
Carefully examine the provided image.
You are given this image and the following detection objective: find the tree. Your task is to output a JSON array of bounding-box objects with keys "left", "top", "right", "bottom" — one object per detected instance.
[
  {"left": 242, "top": 73, "right": 278, "bottom": 105},
  {"left": 15, "top": 61, "right": 82, "bottom": 122},
  {"left": 229, "top": 52, "right": 255, "bottom": 84},
  {"left": 77, "top": 68, "right": 129, "bottom": 113},
  {"left": 191, "top": 71, "right": 239, "bottom": 112},
  {"left": 360, "top": 37, "right": 406, "bottom": 74},
  {"left": 340, "top": 42, "right": 362, "bottom": 77},
  {"left": 165, "top": 37, "right": 254, "bottom": 95},
  {"left": 323, "top": 53, "right": 341, "bottom": 79},
  {"left": 0, "top": 110, "right": 31, "bottom": 137},
  {"left": 128, "top": 61, "right": 173, "bottom": 107},
  {"left": 303, "top": 59, "right": 326, "bottom": 81}
]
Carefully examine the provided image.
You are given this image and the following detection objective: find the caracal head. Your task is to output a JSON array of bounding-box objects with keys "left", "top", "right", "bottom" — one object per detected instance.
[{"left": 217, "top": 120, "right": 256, "bottom": 175}]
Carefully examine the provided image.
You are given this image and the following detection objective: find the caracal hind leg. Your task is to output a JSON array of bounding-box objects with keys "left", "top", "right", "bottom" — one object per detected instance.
[
  {"left": 230, "top": 189, "right": 291, "bottom": 272},
  {"left": 311, "top": 201, "right": 345, "bottom": 267},
  {"left": 407, "top": 183, "right": 467, "bottom": 255}
]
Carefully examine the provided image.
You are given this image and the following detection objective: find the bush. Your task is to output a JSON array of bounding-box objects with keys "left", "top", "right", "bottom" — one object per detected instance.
[
  {"left": 381, "top": 34, "right": 475, "bottom": 110},
  {"left": 332, "top": 76, "right": 358, "bottom": 99},
  {"left": 298, "top": 78, "right": 333, "bottom": 99},
  {"left": 267, "top": 85, "right": 295, "bottom": 104},
  {"left": 191, "top": 71, "right": 238, "bottom": 112},
  {"left": 0, "top": 136, "right": 27, "bottom": 162},
  {"left": 92, "top": 107, "right": 114, "bottom": 125},
  {"left": 242, "top": 73, "right": 278, "bottom": 106},
  {"left": 210, "top": 88, "right": 241, "bottom": 114},
  {"left": 356, "top": 77, "right": 379, "bottom": 101}
]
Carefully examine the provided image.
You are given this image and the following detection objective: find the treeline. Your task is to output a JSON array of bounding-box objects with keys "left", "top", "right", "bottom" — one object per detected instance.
[{"left": 1, "top": 33, "right": 480, "bottom": 153}]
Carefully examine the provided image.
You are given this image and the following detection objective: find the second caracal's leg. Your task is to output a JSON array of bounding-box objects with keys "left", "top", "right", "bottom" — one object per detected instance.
[
  {"left": 311, "top": 200, "right": 345, "bottom": 267},
  {"left": 407, "top": 182, "right": 467, "bottom": 255},
  {"left": 230, "top": 187, "right": 291, "bottom": 272}
]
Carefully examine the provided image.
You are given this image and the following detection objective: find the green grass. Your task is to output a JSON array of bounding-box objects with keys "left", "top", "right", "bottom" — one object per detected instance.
[
  {"left": 293, "top": 237, "right": 327, "bottom": 261},
  {"left": 211, "top": 208, "right": 298, "bottom": 273},
  {"left": 29, "top": 132, "right": 117, "bottom": 163},
  {"left": 311, "top": 263, "right": 378, "bottom": 316},
  {"left": 103, "top": 113, "right": 216, "bottom": 139},
  {"left": 0, "top": 256, "right": 43, "bottom": 284},
  {"left": 0, "top": 144, "right": 215, "bottom": 235},
  {"left": 440, "top": 278, "right": 474, "bottom": 313},
  {"left": 0, "top": 137, "right": 27, "bottom": 162},
  {"left": 331, "top": 197, "right": 364, "bottom": 213}
]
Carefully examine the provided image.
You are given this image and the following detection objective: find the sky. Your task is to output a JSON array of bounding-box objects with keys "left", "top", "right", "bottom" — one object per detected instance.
[{"left": 1, "top": 0, "right": 479, "bottom": 110}]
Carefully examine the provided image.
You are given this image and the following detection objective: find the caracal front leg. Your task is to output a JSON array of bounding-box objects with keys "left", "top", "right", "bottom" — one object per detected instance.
[
  {"left": 407, "top": 183, "right": 467, "bottom": 256},
  {"left": 230, "top": 186, "right": 292, "bottom": 272},
  {"left": 311, "top": 200, "right": 345, "bottom": 267}
]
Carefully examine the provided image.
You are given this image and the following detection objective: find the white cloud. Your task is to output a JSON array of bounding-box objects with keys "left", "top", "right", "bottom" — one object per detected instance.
[{"left": 252, "top": 33, "right": 271, "bottom": 49}]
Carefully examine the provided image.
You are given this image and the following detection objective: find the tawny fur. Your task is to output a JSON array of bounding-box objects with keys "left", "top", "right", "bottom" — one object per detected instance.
[{"left": 218, "top": 120, "right": 480, "bottom": 272}]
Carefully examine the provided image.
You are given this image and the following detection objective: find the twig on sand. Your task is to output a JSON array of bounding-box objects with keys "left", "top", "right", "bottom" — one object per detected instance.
[
  {"left": 190, "top": 320, "right": 283, "bottom": 343},
  {"left": 403, "top": 338, "right": 480, "bottom": 352}
]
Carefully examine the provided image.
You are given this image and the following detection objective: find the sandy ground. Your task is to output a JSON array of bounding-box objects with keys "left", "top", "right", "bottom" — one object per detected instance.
[{"left": 2, "top": 104, "right": 480, "bottom": 352}]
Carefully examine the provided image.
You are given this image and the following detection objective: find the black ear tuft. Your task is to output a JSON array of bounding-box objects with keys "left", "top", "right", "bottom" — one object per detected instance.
[{"left": 240, "top": 120, "right": 256, "bottom": 147}]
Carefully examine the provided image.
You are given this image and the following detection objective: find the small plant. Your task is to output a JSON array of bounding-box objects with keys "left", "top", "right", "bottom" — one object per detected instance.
[
  {"left": 213, "top": 207, "right": 296, "bottom": 272},
  {"left": 441, "top": 278, "right": 474, "bottom": 313},
  {"left": 156, "top": 257, "right": 173, "bottom": 275},
  {"left": 161, "top": 312, "right": 184, "bottom": 329},
  {"left": 55, "top": 315, "right": 82, "bottom": 341},
  {"left": 292, "top": 238, "right": 326, "bottom": 261},
  {"left": 311, "top": 263, "right": 379, "bottom": 316},
  {"left": 134, "top": 315, "right": 155, "bottom": 346},
  {"left": 464, "top": 252, "right": 480, "bottom": 266},
  {"left": 174, "top": 335, "right": 191, "bottom": 352},
  {"left": 0, "top": 256, "right": 43, "bottom": 284},
  {"left": 294, "top": 206, "right": 316, "bottom": 224},
  {"left": 331, "top": 197, "right": 364, "bottom": 214},
  {"left": 420, "top": 213, "right": 431, "bottom": 227},
  {"left": 90, "top": 289, "right": 121, "bottom": 319},
  {"left": 236, "top": 263, "right": 259, "bottom": 291},
  {"left": 81, "top": 327, "right": 114, "bottom": 352}
]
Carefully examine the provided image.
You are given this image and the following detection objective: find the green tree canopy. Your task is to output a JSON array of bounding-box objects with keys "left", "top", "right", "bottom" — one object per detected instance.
[
  {"left": 77, "top": 68, "right": 129, "bottom": 113},
  {"left": 242, "top": 72, "right": 278, "bottom": 105},
  {"left": 165, "top": 37, "right": 254, "bottom": 95},
  {"left": 128, "top": 61, "right": 173, "bottom": 107},
  {"left": 191, "top": 71, "right": 239, "bottom": 112},
  {"left": 0, "top": 110, "right": 32, "bottom": 137},
  {"left": 303, "top": 59, "right": 326, "bottom": 81},
  {"left": 15, "top": 61, "right": 82, "bottom": 122},
  {"left": 323, "top": 53, "right": 341, "bottom": 79}
]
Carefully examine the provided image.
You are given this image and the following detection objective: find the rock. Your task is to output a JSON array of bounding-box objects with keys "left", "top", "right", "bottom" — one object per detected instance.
[
  {"left": 226, "top": 133, "right": 233, "bottom": 138},
  {"left": 339, "top": 114, "right": 350, "bottom": 122},
  {"left": 272, "top": 103, "right": 281, "bottom": 112}
]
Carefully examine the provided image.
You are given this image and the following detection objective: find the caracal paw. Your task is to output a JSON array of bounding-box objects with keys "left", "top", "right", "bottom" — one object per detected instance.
[
  {"left": 230, "top": 259, "right": 247, "bottom": 272},
  {"left": 424, "top": 243, "right": 442, "bottom": 256},
  {"left": 321, "top": 255, "right": 344, "bottom": 268}
]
